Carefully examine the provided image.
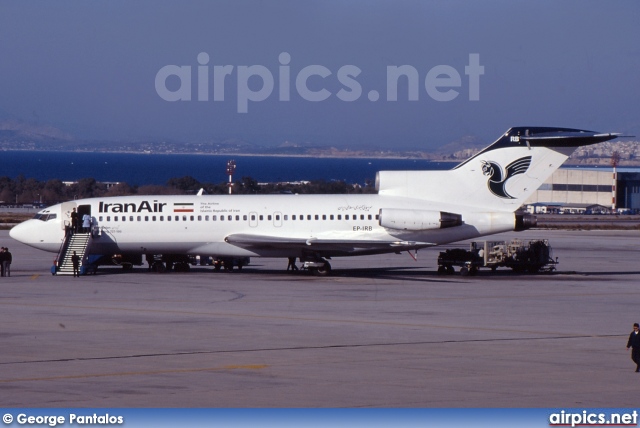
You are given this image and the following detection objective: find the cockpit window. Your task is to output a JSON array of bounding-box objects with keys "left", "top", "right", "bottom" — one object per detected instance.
[{"left": 33, "top": 213, "right": 57, "bottom": 222}]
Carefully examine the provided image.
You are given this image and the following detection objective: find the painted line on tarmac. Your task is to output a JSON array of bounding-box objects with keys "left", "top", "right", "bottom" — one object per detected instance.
[
  {"left": 0, "top": 364, "right": 269, "bottom": 384},
  {"left": 0, "top": 334, "right": 624, "bottom": 368}
]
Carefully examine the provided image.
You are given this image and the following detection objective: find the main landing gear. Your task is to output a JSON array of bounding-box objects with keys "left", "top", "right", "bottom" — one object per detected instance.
[{"left": 300, "top": 258, "right": 332, "bottom": 276}]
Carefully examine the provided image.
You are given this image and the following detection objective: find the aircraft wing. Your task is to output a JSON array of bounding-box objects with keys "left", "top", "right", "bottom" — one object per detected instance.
[{"left": 224, "top": 233, "right": 435, "bottom": 252}]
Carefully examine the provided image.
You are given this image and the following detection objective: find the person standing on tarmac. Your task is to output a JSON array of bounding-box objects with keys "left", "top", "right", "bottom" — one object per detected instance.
[
  {"left": 0, "top": 247, "right": 6, "bottom": 277},
  {"left": 286, "top": 257, "right": 298, "bottom": 271},
  {"left": 2, "top": 248, "right": 11, "bottom": 277},
  {"left": 71, "top": 251, "right": 80, "bottom": 277},
  {"left": 627, "top": 323, "right": 640, "bottom": 372}
]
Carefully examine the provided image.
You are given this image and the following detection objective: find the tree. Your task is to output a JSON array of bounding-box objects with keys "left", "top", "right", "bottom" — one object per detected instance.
[
  {"left": 104, "top": 182, "right": 135, "bottom": 197},
  {"left": 70, "top": 178, "right": 107, "bottom": 199},
  {"left": 137, "top": 185, "right": 180, "bottom": 195},
  {"left": 166, "top": 176, "right": 201, "bottom": 192},
  {"left": 239, "top": 176, "right": 261, "bottom": 194},
  {"left": 42, "top": 179, "right": 66, "bottom": 203}
]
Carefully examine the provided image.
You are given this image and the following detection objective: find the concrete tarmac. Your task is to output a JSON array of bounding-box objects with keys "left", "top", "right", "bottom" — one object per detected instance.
[{"left": 1, "top": 229, "right": 639, "bottom": 407}]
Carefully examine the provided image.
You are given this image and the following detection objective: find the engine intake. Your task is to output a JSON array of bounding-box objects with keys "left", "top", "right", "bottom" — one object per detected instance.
[{"left": 379, "top": 208, "right": 462, "bottom": 231}]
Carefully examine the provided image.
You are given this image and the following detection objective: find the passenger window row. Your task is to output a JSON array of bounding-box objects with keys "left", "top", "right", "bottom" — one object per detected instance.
[{"left": 96, "top": 213, "right": 379, "bottom": 222}]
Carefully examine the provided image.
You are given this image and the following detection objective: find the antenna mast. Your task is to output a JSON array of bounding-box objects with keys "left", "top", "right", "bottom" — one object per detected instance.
[{"left": 226, "top": 160, "right": 236, "bottom": 195}]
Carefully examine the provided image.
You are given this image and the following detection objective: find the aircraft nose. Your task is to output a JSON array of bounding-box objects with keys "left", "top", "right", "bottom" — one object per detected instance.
[{"left": 10, "top": 221, "right": 32, "bottom": 244}]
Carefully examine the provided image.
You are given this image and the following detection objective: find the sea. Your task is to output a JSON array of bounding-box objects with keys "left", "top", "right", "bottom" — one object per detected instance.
[
  {"left": 0, "top": 151, "right": 454, "bottom": 186},
  {"left": 1, "top": 150, "right": 627, "bottom": 186}
]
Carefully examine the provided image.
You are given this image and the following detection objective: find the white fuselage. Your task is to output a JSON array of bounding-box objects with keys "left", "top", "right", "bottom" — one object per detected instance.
[
  {"left": 10, "top": 193, "right": 516, "bottom": 258},
  {"left": 10, "top": 127, "right": 619, "bottom": 265}
]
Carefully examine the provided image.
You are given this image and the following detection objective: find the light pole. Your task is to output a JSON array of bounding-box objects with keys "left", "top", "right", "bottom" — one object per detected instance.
[{"left": 226, "top": 160, "right": 236, "bottom": 195}]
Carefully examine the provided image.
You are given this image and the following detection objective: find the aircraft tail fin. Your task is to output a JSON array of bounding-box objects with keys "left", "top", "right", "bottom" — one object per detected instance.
[{"left": 376, "top": 127, "right": 620, "bottom": 211}]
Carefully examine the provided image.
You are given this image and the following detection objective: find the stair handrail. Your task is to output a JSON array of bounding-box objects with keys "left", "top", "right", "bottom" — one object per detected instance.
[
  {"left": 54, "top": 231, "right": 73, "bottom": 272},
  {"left": 55, "top": 232, "right": 93, "bottom": 273}
]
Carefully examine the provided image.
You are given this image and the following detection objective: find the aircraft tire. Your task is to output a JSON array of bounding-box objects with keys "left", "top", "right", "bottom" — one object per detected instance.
[
  {"left": 528, "top": 265, "right": 541, "bottom": 274},
  {"left": 314, "top": 262, "right": 331, "bottom": 276}
]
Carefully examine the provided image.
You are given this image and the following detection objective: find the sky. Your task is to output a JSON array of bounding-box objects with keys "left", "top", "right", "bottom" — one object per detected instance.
[{"left": 0, "top": 0, "right": 638, "bottom": 151}]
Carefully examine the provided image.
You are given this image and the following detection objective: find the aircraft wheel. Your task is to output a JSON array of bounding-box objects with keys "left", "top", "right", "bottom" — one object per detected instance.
[
  {"left": 314, "top": 262, "right": 332, "bottom": 276},
  {"left": 174, "top": 262, "right": 190, "bottom": 272},
  {"left": 460, "top": 267, "right": 469, "bottom": 276},
  {"left": 528, "top": 265, "right": 541, "bottom": 274}
]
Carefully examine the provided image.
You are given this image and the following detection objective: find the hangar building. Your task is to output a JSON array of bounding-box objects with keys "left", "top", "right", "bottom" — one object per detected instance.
[{"left": 524, "top": 168, "right": 640, "bottom": 213}]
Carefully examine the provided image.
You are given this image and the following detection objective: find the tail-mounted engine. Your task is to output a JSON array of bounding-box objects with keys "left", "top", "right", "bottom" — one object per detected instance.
[
  {"left": 515, "top": 213, "right": 537, "bottom": 231},
  {"left": 379, "top": 208, "right": 462, "bottom": 231}
]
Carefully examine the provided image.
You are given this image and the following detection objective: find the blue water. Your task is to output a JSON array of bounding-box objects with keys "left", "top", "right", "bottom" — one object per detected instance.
[{"left": 0, "top": 151, "right": 452, "bottom": 185}]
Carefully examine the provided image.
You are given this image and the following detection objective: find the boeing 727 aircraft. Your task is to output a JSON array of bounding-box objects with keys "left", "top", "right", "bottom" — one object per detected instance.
[{"left": 10, "top": 127, "right": 621, "bottom": 275}]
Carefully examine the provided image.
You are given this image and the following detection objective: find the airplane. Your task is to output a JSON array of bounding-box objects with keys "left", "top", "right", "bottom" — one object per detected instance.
[{"left": 9, "top": 127, "right": 622, "bottom": 275}]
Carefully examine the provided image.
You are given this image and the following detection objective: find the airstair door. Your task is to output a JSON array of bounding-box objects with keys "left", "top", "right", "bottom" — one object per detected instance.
[
  {"left": 77, "top": 204, "right": 92, "bottom": 233},
  {"left": 60, "top": 201, "right": 77, "bottom": 230}
]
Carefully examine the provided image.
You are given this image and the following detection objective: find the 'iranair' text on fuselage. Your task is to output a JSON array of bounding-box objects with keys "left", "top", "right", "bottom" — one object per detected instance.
[{"left": 99, "top": 201, "right": 168, "bottom": 213}]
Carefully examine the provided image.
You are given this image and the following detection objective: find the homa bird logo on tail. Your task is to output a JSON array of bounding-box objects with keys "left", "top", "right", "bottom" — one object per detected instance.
[{"left": 481, "top": 156, "right": 532, "bottom": 199}]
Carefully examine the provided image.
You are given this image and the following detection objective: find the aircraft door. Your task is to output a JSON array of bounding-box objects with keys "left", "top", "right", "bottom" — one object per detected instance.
[
  {"left": 249, "top": 212, "right": 258, "bottom": 227},
  {"left": 77, "top": 204, "right": 92, "bottom": 231},
  {"left": 60, "top": 201, "right": 77, "bottom": 230}
]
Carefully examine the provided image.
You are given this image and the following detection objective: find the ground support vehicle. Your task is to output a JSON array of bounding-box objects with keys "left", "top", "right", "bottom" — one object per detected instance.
[
  {"left": 212, "top": 257, "right": 250, "bottom": 272},
  {"left": 437, "top": 239, "right": 558, "bottom": 275}
]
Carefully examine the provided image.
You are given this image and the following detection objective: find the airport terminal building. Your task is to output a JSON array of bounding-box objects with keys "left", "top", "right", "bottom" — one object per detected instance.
[{"left": 525, "top": 168, "right": 640, "bottom": 214}]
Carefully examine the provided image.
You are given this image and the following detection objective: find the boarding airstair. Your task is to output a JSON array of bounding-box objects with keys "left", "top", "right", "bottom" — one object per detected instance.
[{"left": 55, "top": 232, "right": 92, "bottom": 275}]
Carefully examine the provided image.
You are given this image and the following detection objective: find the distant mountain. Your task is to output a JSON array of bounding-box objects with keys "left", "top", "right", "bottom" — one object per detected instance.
[
  {"left": 1, "top": 119, "right": 638, "bottom": 165},
  {"left": 435, "top": 134, "right": 485, "bottom": 154},
  {"left": 0, "top": 119, "right": 74, "bottom": 142},
  {"left": 433, "top": 134, "right": 486, "bottom": 160}
]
